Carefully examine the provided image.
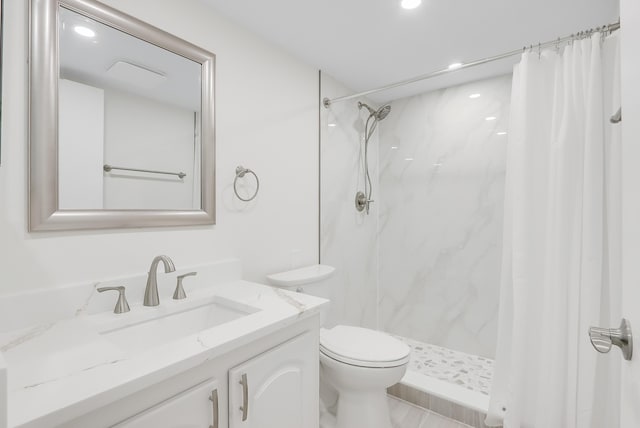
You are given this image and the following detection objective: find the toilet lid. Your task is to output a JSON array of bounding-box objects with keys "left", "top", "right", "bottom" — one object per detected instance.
[{"left": 320, "top": 325, "right": 410, "bottom": 368}]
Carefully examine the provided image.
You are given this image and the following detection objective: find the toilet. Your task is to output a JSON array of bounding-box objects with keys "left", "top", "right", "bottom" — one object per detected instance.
[{"left": 267, "top": 265, "right": 410, "bottom": 428}]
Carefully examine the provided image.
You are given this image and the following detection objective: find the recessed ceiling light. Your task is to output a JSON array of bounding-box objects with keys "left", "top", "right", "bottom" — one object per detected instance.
[
  {"left": 469, "top": 93, "right": 481, "bottom": 99},
  {"left": 497, "top": 131, "right": 507, "bottom": 135},
  {"left": 405, "top": 157, "right": 414, "bottom": 161},
  {"left": 328, "top": 123, "right": 337, "bottom": 127},
  {"left": 391, "top": 146, "right": 399, "bottom": 150},
  {"left": 485, "top": 116, "right": 497, "bottom": 121},
  {"left": 448, "top": 62, "right": 463, "bottom": 70},
  {"left": 401, "top": 0, "right": 422, "bottom": 10},
  {"left": 74, "top": 26, "right": 95, "bottom": 38}
]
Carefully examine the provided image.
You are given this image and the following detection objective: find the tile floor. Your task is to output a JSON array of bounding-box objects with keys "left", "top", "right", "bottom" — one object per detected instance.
[{"left": 320, "top": 395, "right": 470, "bottom": 428}]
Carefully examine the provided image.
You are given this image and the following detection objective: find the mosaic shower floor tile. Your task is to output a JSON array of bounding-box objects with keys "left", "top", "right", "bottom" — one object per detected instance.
[{"left": 397, "top": 336, "right": 494, "bottom": 396}]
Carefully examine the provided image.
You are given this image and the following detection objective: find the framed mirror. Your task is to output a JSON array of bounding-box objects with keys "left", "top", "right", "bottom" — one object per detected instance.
[{"left": 29, "top": 0, "right": 215, "bottom": 231}]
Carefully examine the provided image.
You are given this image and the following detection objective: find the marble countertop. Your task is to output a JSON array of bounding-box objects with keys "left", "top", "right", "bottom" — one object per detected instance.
[{"left": 0, "top": 279, "right": 327, "bottom": 428}]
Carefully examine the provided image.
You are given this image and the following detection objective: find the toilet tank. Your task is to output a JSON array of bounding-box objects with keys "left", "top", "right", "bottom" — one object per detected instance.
[{"left": 266, "top": 265, "right": 335, "bottom": 300}]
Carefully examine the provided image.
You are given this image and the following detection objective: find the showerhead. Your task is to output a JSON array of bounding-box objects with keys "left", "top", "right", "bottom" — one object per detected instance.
[
  {"left": 376, "top": 105, "right": 391, "bottom": 121},
  {"left": 358, "top": 101, "right": 391, "bottom": 121}
]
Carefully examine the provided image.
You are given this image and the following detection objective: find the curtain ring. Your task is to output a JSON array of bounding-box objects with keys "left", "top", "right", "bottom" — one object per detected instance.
[{"left": 234, "top": 166, "right": 260, "bottom": 202}]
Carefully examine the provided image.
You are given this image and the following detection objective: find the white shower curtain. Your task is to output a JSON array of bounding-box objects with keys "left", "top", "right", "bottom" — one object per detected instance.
[{"left": 486, "top": 33, "right": 621, "bottom": 428}]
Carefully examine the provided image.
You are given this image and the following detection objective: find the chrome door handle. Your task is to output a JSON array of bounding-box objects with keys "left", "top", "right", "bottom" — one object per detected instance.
[
  {"left": 209, "top": 389, "right": 219, "bottom": 428},
  {"left": 589, "top": 318, "right": 633, "bottom": 360},
  {"left": 239, "top": 373, "right": 249, "bottom": 421}
]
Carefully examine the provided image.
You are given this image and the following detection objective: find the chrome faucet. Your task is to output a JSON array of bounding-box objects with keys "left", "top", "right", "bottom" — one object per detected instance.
[{"left": 143, "top": 255, "right": 176, "bottom": 306}]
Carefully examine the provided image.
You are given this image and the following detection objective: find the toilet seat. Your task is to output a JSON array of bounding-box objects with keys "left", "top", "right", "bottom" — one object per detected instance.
[{"left": 320, "top": 325, "right": 410, "bottom": 368}]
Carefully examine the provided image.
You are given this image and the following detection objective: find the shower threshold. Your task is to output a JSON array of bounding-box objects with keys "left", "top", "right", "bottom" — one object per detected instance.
[{"left": 389, "top": 337, "right": 496, "bottom": 428}]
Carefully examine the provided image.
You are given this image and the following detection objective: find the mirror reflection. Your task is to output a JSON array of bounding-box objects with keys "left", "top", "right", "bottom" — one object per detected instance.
[{"left": 58, "top": 7, "right": 202, "bottom": 210}]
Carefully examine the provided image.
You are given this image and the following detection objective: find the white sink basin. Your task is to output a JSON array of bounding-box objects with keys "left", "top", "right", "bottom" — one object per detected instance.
[{"left": 100, "top": 297, "right": 259, "bottom": 353}]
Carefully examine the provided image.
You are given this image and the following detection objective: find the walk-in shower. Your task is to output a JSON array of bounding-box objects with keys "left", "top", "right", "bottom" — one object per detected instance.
[
  {"left": 320, "top": 17, "right": 620, "bottom": 428},
  {"left": 321, "top": 73, "right": 508, "bottom": 425},
  {"left": 355, "top": 101, "right": 390, "bottom": 214}
]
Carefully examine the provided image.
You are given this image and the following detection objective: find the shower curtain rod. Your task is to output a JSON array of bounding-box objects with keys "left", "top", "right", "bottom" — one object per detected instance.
[{"left": 322, "top": 20, "right": 620, "bottom": 108}]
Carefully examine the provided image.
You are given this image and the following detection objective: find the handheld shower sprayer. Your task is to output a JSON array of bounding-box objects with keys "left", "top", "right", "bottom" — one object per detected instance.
[
  {"left": 358, "top": 102, "right": 391, "bottom": 121},
  {"left": 355, "top": 101, "right": 391, "bottom": 214}
]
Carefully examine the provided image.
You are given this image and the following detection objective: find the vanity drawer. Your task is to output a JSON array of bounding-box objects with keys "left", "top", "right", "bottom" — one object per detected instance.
[{"left": 113, "top": 378, "right": 220, "bottom": 428}]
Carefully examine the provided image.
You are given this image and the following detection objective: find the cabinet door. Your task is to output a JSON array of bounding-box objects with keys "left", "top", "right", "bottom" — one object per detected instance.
[
  {"left": 229, "top": 331, "right": 318, "bottom": 428},
  {"left": 113, "top": 379, "right": 220, "bottom": 428}
]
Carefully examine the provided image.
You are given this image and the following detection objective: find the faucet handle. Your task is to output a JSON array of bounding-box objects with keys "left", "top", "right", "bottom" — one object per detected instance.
[
  {"left": 97, "top": 286, "right": 131, "bottom": 314},
  {"left": 174, "top": 272, "right": 197, "bottom": 300}
]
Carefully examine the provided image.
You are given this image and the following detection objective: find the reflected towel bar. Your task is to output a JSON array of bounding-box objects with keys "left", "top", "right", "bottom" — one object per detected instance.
[{"left": 103, "top": 164, "right": 186, "bottom": 179}]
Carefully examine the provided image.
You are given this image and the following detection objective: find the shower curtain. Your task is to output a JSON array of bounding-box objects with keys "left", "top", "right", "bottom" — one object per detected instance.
[{"left": 486, "top": 33, "right": 621, "bottom": 428}]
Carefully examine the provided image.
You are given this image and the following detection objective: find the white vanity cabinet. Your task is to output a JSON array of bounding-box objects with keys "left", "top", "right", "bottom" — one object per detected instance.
[
  {"left": 228, "top": 331, "right": 317, "bottom": 428},
  {"left": 61, "top": 322, "right": 319, "bottom": 428},
  {"left": 113, "top": 379, "right": 220, "bottom": 428}
]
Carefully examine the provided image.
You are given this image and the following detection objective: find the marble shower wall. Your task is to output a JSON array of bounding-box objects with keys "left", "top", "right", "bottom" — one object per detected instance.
[
  {"left": 319, "top": 73, "right": 378, "bottom": 329},
  {"left": 378, "top": 75, "right": 512, "bottom": 358}
]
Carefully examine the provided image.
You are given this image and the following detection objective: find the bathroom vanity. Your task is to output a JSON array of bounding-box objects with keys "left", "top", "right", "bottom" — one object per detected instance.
[{"left": 0, "top": 259, "right": 327, "bottom": 428}]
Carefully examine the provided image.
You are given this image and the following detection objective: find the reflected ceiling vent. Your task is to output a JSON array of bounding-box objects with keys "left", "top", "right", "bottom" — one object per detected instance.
[{"left": 106, "top": 61, "right": 166, "bottom": 89}]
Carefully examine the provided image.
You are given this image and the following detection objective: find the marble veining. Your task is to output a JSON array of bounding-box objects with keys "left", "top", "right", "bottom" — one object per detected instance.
[
  {"left": 378, "top": 75, "right": 512, "bottom": 358},
  {"left": 22, "top": 358, "right": 125, "bottom": 390},
  {"left": 0, "top": 323, "right": 55, "bottom": 353},
  {"left": 73, "top": 283, "right": 101, "bottom": 317},
  {"left": 272, "top": 287, "right": 308, "bottom": 313},
  {"left": 398, "top": 336, "right": 494, "bottom": 396}
]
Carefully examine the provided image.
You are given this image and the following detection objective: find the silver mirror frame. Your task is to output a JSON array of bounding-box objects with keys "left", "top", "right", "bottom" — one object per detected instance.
[{"left": 29, "top": 0, "right": 216, "bottom": 231}]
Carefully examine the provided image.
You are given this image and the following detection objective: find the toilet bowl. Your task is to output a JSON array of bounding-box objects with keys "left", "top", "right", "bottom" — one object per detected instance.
[
  {"left": 320, "top": 325, "right": 410, "bottom": 428},
  {"left": 267, "top": 266, "right": 410, "bottom": 428}
]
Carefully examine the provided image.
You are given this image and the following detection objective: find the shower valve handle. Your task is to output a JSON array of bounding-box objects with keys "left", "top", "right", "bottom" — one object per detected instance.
[{"left": 355, "top": 191, "right": 369, "bottom": 212}]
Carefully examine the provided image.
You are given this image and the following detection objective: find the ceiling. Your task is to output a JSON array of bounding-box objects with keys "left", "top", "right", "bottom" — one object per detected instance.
[
  {"left": 60, "top": 7, "right": 201, "bottom": 111},
  {"left": 200, "top": 0, "right": 619, "bottom": 102}
]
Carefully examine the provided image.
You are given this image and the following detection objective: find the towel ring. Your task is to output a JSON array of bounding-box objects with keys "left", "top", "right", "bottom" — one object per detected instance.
[{"left": 234, "top": 166, "right": 260, "bottom": 202}]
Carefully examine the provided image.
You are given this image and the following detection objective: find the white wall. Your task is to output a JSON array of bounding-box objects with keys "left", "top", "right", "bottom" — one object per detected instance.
[
  {"left": 377, "top": 75, "right": 511, "bottom": 358},
  {"left": 320, "top": 73, "right": 379, "bottom": 329},
  {"left": 0, "top": 0, "right": 319, "bottom": 294},
  {"left": 103, "top": 88, "right": 197, "bottom": 210},
  {"left": 58, "top": 79, "right": 105, "bottom": 210}
]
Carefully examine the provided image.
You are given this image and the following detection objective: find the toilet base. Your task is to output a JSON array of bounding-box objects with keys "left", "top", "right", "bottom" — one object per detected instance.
[
  {"left": 320, "top": 352, "right": 407, "bottom": 428},
  {"left": 335, "top": 389, "right": 391, "bottom": 428}
]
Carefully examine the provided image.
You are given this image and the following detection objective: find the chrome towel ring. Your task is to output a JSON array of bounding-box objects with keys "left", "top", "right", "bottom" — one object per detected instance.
[{"left": 234, "top": 166, "right": 260, "bottom": 202}]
